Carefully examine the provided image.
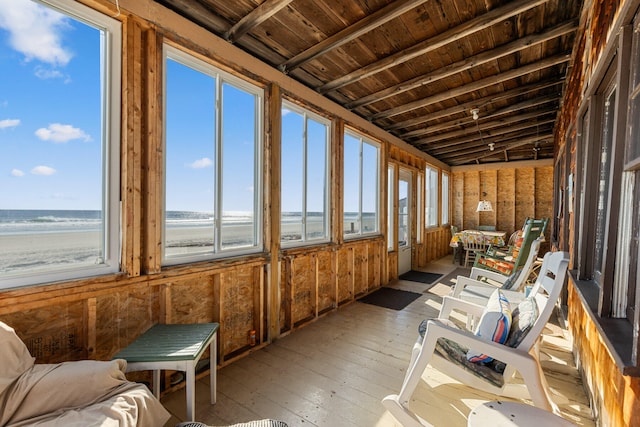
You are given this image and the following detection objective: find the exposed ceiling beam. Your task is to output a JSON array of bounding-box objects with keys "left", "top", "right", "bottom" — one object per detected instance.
[
  {"left": 279, "top": 0, "right": 429, "bottom": 73},
  {"left": 371, "top": 52, "right": 570, "bottom": 120},
  {"left": 438, "top": 132, "right": 553, "bottom": 163},
  {"left": 225, "top": 0, "right": 294, "bottom": 43},
  {"left": 383, "top": 80, "right": 561, "bottom": 131},
  {"left": 425, "top": 119, "right": 556, "bottom": 153},
  {"left": 401, "top": 94, "right": 559, "bottom": 138},
  {"left": 412, "top": 110, "right": 554, "bottom": 145},
  {"left": 347, "top": 20, "right": 576, "bottom": 109},
  {"left": 316, "top": 0, "right": 549, "bottom": 94},
  {"left": 448, "top": 135, "right": 551, "bottom": 164}
]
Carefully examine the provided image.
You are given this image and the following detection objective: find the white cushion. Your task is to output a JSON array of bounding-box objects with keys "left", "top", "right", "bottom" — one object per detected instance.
[{"left": 466, "top": 289, "right": 512, "bottom": 363}]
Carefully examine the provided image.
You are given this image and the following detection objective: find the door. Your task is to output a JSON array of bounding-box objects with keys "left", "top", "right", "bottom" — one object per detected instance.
[{"left": 398, "top": 169, "right": 412, "bottom": 275}]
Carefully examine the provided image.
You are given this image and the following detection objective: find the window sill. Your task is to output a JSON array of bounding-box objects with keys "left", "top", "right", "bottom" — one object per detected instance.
[{"left": 570, "top": 271, "right": 640, "bottom": 376}]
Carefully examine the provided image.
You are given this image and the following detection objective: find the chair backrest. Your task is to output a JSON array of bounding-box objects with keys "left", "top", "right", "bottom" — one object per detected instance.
[
  {"left": 462, "top": 231, "right": 487, "bottom": 251},
  {"left": 514, "top": 251, "right": 569, "bottom": 352},
  {"left": 451, "top": 225, "right": 459, "bottom": 236},
  {"left": 509, "top": 219, "right": 546, "bottom": 269},
  {"left": 477, "top": 225, "right": 496, "bottom": 231},
  {"left": 501, "top": 237, "right": 543, "bottom": 291}
]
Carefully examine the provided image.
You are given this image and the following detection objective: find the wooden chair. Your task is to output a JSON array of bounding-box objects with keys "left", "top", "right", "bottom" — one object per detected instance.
[
  {"left": 474, "top": 219, "right": 545, "bottom": 276},
  {"left": 382, "top": 251, "right": 570, "bottom": 427},
  {"left": 451, "top": 225, "right": 460, "bottom": 264},
  {"left": 451, "top": 238, "right": 543, "bottom": 308},
  {"left": 462, "top": 231, "right": 487, "bottom": 267}
]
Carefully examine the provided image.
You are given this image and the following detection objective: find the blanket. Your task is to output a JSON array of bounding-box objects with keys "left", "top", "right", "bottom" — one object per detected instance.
[{"left": 0, "top": 322, "right": 170, "bottom": 427}]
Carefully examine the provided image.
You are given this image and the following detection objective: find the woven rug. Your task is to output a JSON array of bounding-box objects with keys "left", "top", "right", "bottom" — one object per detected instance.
[
  {"left": 358, "top": 287, "right": 421, "bottom": 311},
  {"left": 399, "top": 270, "right": 443, "bottom": 284}
]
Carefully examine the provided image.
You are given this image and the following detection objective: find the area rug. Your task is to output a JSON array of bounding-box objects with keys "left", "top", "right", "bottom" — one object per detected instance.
[
  {"left": 399, "top": 270, "right": 443, "bottom": 284},
  {"left": 358, "top": 287, "right": 421, "bottom": 311}
]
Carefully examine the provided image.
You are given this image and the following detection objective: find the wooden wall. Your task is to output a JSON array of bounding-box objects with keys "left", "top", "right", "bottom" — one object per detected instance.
[
  {"left": 0, "top": 0, "right": 440, "bottom": 395},
  {"left": 451, "top": 161, "right": 554, "bottom": 242}
]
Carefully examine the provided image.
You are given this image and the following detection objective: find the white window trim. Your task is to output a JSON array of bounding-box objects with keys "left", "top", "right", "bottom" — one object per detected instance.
[
  {"left": 1, "top": 0, "right": 122, "bottom": 289},
  {"left": 280, "top": 100, "right": 331, "bottom": 247},
  {"left": 162, "top": 45, "right": 264, "bottom": 265},
  {"left": 343, "top": 129, "right": 381, "bottom": 239}
]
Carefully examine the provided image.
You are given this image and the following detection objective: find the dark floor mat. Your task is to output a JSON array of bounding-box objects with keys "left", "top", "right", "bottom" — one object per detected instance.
[
  {"left": 399, "top": 270, "right": 443, "bottom": 284},
  {"left": 357, "top": 287, "right": 421, "bottom": 311}
]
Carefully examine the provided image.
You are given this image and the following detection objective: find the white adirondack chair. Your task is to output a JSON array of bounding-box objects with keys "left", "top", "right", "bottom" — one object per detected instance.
[{"left": 382, "top": 251, "right": 569, "bottom": 427}]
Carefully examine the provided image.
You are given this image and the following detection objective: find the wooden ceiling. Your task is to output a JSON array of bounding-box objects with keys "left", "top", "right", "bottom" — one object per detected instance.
[{"left": 154, "top": 0, "right": 582, "bottom": 166}]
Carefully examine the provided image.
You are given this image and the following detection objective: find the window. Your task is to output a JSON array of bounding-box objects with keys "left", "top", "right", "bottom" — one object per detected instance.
[
  {"left": 387, "top": 165, "right": 395, "bottom": 251},
  {"left": 417, "top": 172, "right": 423, "bottom": 243},
  {"left": 0, "top": 0, "right": 121, "bottom": 288},
  {"left": 281, "top": 101, "right": 330, "bottom": 244},
  {"left": 163, "top": 46, "right": 263, "bottom": 264},
  {"left": 425, "top": 166, "right": 438, "bottom": 227},
  {"left": 343, "top": 130, "right": 380, "bottom": 237},
  {"left": 441, "top": 172, "right": 450, "bottom": 225}
]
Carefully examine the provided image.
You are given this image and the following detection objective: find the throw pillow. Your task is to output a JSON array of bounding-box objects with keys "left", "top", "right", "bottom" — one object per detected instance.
[{"left": 466, "top": 289, "right": 512, "bottom": 363}]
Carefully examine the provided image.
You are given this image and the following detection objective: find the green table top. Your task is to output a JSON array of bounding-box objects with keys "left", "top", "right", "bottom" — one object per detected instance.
[{"left": 113, "top": 323, "right": 219, "bottom": 362}]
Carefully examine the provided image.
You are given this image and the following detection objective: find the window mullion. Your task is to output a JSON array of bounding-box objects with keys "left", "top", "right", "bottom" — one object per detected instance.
[{"left": 214, "top": 77, "right": 223, "bottom": 253}]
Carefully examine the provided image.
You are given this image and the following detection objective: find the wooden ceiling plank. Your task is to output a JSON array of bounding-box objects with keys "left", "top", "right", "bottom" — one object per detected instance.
[
  {"left": 384, "top": 80, "right": 561, "bottom": 131},
  {"left": 401, "top": 93, "right": 559, "bottom": 138},
  {"left": 347, "top": 19, "right": 576, "bottom": 110},
  {"left": 316, "top": 0, "right": 550, "bottom": 94},
  {"left": 447, "top": 135, "right": 551, "bottom": 164},
  {"left": 438, "top": 132, "right": 553, "bottom": 162},
  {"left": 425, "top": 118, "right": 556, "bottom": 152},
  {"left": 371, "top": 52, "right": 570, "bottom": 120},
  {"left": 279, "top": 0, "right": 430, "bottom": 73},
  {"left": 225, "top": 0, "right": 295, "bottom": 43},
  {"left": 414, "top": 110, "right": 553, "bottom": 145}
]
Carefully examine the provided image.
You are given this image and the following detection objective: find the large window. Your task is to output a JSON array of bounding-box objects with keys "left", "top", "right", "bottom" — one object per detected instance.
[
  {"left": 425, "top": 166, "right": 438, "bottom": 227},
  {"left": 343, "top": 130, "right": 379, "bottom": 237},
  {"left": 441, "top": 172, "right": 450, "bottom": 225},
  {"left": 163, "top": 46, "right": 263, "bottom": 264},
  {"left": 0, "top": 0, "right": 121, "bottom": 288},
  {"left": 281, "top": 101, "right": 330, "bottom": 244}
]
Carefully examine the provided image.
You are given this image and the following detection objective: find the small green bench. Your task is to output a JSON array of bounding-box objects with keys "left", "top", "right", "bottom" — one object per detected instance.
[{"left": 114, "top": 322, "right": 219, "bottom": 421}]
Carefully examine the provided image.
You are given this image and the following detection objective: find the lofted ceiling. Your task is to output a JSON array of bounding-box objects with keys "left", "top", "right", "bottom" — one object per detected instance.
[{"left": 154, "top": 0, "right": 582, "bottom": 166}]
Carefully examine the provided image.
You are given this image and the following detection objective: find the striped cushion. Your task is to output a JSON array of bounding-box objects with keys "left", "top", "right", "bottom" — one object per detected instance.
[{"left": 466, "top": 289, "right": 512, "bottom": 363}]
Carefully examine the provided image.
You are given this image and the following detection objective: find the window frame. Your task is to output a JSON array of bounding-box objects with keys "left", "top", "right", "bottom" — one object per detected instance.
[
  {"left": 342, "top": 129, "right": 381, "bottom": 239},
  {"left": 162, "top": 44, "right": 264, "bottom": 266},
  {"left": 0, "top": 0, "right": 122, "bottom": 289},
  {"left": 280, "top": 99, "right": 331, "bottom": 247},
  {"left": 425, "top": 166, "right": 439, "bottom": 228}
]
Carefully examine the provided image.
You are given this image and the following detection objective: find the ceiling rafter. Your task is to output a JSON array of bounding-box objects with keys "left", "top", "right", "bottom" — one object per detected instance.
[
  {"left": 316, "top": 0, "right": 550, "bottom": 94},
  {"left": 425, "top": 118, "right": 556, "bottom": 152},
  {"left": 225, "top": 0, "right": 294, "bottom": 43},
  {"left": 279, "top": 0, "right": 429, "bottom": 73},
  {"left": 371, "top": 52, "right": 571, "bottom": 121},
  {"left": 384, "top": 80, "right": 562, "bottom": 131},
  {"left": 438, "top": 132, "right": 553, "bottom": 163},
  {"left": 401, "top": 94, "right": 560, "bottom": 138},
  {"left": 347, "top": 19, "right": 576, "bottom": 110}
]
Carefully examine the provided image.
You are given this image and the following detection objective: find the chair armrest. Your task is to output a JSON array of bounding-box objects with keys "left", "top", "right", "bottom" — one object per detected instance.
[
  {"left": 438, "top": 295, "right": 486, "bottom": 320},
  {"left": 469, "top": 268, "right": 508, "bottom": 283},
  {"left": 451, "top": 276, "right": 502, "bottom": 298},
  {"left": 424, "top": 319, "right": 533, "bottom": 364}
]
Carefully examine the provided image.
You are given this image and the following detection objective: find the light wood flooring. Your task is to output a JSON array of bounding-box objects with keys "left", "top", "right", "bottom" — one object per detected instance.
[{"left": 161, "top": 256, "right": 594, "bottom": 427}]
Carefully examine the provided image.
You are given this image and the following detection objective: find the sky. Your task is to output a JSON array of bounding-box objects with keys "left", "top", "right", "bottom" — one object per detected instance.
[
  {"left": 0, "top": 0, "right": 376, "bottom": 216},
  {"left": 0, "top": 0, "right": 103, "bottom": 210}
]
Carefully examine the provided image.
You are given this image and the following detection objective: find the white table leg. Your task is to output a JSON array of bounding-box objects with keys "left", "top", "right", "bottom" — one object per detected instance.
[
  {"left": 186, "top": 363, "right": 195, "bottom": 421},
  {"left": 153, "top": 369, "right": 161, "bottom": 399},
  {"left": 210, "top": 334, "right": 217, "bottom": 404}
]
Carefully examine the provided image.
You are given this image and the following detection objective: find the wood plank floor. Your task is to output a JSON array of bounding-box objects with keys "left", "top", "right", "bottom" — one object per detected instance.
[{"left": 161, "top": 256, "right": 594, "bottom": 427}]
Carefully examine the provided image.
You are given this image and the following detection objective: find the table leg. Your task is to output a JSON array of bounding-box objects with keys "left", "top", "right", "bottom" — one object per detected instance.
[
  {"left": 153, "top": 370, "right": 161, "bottom": 399},
  {"left": 186, "top": 363, "right": 196, "bottom": 421},
  {"left": 210, "top": 334, "right": 217, "bottom": 404}
]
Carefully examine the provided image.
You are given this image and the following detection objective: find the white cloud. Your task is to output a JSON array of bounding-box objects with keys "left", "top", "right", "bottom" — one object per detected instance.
[
  {"left": 35, "top": 123, "right": 91, "bottom": 143},
  {"left": 34, "top": 65, "right": 68, "bottom": 81},
  {"left": 31, "top": 165, "right": 56, "bottom": 176},
  {"left": 0, "top": 119, "right": 20, "bottom": 129},
  {"left": 11, "top": 168, "right": 25, "bottom": 177},
  {"left": 0, "top": 0, "right": 73, "bottom": 66},
  {"left": 188, "top": 157, "right": 213, "bottom": 169}
]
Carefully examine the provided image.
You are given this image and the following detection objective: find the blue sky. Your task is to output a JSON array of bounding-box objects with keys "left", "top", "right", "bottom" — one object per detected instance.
[{"left": 0, "top": 0, "right": 102, "bottom": 210}]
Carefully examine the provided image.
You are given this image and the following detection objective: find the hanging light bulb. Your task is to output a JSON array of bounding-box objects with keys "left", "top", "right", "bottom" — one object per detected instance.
[{"left": 470, "top": 108, "right": 479, "bottom": 121}]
